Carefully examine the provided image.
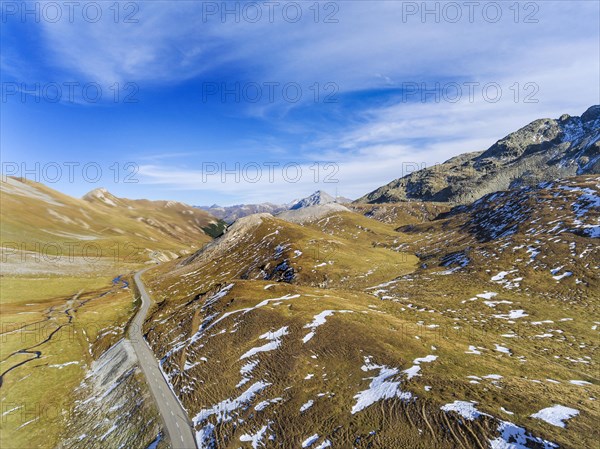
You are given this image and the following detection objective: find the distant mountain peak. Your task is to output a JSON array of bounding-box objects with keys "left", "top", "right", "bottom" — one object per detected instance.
[
  {"left": 84, "top": 187, "right": 110, "bottom": 196},
  {"left": 289, "top": 190, "right": 352, "bottom": 210},
  {"left": 290, "top": 190, "right": 336, "bottom": 210},
  {"left": 582, "top": 104, "right": 600, "bottom": 123}
]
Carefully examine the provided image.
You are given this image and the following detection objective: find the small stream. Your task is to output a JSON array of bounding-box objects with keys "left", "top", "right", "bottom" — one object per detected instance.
[{"left": 0, "top": 278, "right": 125, "bottom": 388}]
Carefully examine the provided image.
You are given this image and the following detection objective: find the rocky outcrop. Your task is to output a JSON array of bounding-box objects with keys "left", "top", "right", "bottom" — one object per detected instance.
[{"left": 289, "top": 190, "right": 351, "bottom": 210}]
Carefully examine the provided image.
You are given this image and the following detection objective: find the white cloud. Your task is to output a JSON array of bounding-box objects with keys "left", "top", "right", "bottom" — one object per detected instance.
[
  {"left": 35, "top": 2, "right": 599, "bottom": 91},
  {"left": 39, "top": 4, "right": 233, "bottom": 84},
  {"left": 137, "top": 86, "right": 597, "bottom": 205},
  {"left": 17, "top": 0, "right": 599, "bottom": 203}
]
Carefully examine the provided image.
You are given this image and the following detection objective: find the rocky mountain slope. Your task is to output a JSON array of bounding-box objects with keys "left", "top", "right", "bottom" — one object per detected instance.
[
  {"left": 359, "top": 105, "right": 600, "bottom": 204},
  {"left": 141, "top": 175, "right": 598, "bottom": 449},
  {"left": 3, "top": 110, "right": 598, "bottom": 449},
  {"left": 289, "top": 190, "right": 351, "bottom": 210}
]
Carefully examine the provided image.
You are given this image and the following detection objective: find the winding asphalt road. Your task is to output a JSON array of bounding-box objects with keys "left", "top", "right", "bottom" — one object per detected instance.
[{"left": 129, "top": 269, "right": 198, "bottom": 449}]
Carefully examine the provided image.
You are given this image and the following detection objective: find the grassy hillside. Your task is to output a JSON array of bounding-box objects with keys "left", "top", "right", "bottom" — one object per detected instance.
[
  {"left": 141, "top": 176, "right": 598, "bottom": 449},
  {"left": 1, "top": 177, "right": 225, "bottom": 271}
]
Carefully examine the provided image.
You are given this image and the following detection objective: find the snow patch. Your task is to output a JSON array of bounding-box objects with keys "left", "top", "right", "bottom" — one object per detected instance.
[
  {"left": 490, "top": 420, "right": 558, "bottom": 448},
  {"left": 193, "top": 381, "right": 270, "bottom": 425},
  {"left": 351, "top": 357, "right": 412, "bottom": 414},
  {"left": 240, "top": 327, "right": 288, "bottom": 359},
  {"left": 531, "top": 405, "right": 579, "bottom": 428},
  {"left": 495, "top": 344, "right": 512, "bottom": 355},
  {"left": 441, "top": 401, "right": 489, "bottom": 421},
  {"left": 302, "top": 434, "right": 320, "bottom": 448},
  {"left": 300, "top": 400, "right": 314, "bottom": 412},
  {"left": 569, "top": 380, "right": 592, "bottom": 386},
  {"left": 240, "top": 424, "right": 269, "bottom": 449},
  {"left": 302, "top": 310, "right": 351, "bottom": 343}
]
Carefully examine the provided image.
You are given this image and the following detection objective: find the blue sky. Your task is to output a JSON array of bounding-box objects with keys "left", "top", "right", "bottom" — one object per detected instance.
[{"left": 1, "top": 1, "right": 599, "bottom": 205}]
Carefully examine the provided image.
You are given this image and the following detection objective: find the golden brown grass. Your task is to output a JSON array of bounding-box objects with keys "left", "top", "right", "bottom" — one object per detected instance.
[
  {"left": 140, "top": 182, "right": 599, "bottom": 449},
  {"left": 0, "top": 273, "right": 139, "bottom": 449}
]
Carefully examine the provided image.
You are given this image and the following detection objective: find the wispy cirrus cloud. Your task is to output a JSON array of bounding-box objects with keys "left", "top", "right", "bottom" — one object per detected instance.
[
  {"left": 30, "top": 2, "right": 599, "bottom": 91},
  {"left": 4, "top": 1, "right": 598, "bottom": 204},
  {"left": 136, "top": 87, "right": 598, "bottom": 205}
]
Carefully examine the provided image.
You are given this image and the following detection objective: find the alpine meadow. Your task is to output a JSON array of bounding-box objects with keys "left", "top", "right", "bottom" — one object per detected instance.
[{"left": 1, "top": 2, "right": 598, "bottom": 449}]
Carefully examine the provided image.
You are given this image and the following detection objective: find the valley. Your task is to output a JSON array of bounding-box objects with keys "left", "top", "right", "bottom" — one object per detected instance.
[
  {"left": 0, "top": 177, "right": 225, "bottom": 449},
  {"left": 3, "top": 1, "right": 599, "bottom": 446},
  {"left": 1, "top": 107, "right": 598, "bottom": 449}
]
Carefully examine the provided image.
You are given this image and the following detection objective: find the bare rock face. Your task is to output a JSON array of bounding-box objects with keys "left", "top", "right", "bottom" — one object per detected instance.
[
  {"left": 289, "top": 190, "right": 342, "bottom": 209},
  {"left": 358, "top": 105, "right": 600, "bottom": 205}
]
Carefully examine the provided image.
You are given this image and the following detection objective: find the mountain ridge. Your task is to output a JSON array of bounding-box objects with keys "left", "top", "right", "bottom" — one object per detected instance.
[
  {"left": 198, "top": 190, "right": 352, "bottom": 223},
  {"left": 358, "top": 105, "right": 600, "bottom": 205},
  {"left": 0, "top": 177, "right": 227, "bottom": 269}
]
